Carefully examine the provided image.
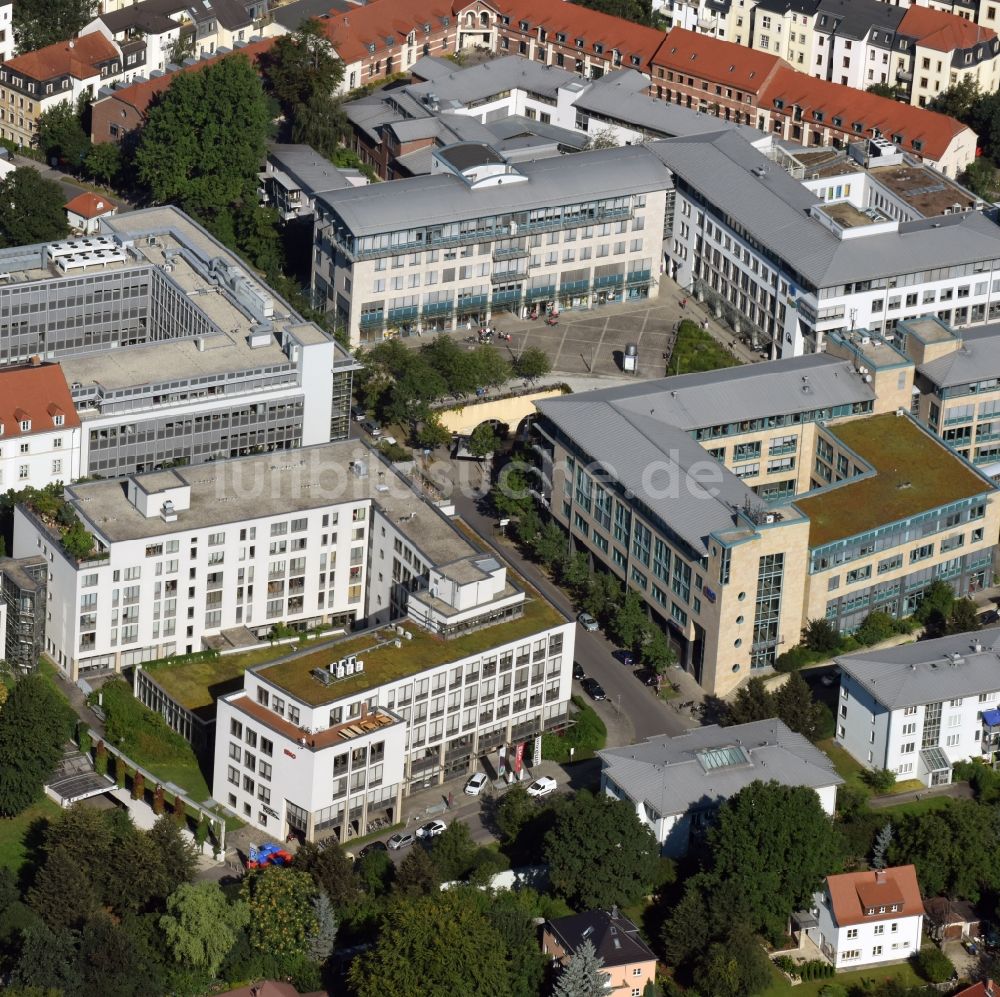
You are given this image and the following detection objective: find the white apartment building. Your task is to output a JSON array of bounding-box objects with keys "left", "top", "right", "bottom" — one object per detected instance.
[
  {"left": 0, "top": 362, "right": 82, "bottom": 492},
  {"left": 599, "top": 720, "right": 842, "bottom": 856},
  {"left": 813, "top": 867, "right": 924, "bottom": 969},
  {"left": 656, "top": 129, "right": 1000, "bottom": 357},
  {"left": 313, "top": 142, "right": 668, "bottom": 344},
  {"left": 836, "top": 628, "right": 1000, "bottom": 786}
]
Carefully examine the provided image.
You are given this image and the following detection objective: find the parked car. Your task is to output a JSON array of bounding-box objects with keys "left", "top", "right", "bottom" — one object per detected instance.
[
  {"left": 526, "top": 776, "right": 558, "bottom": 798},
  {"left": 464, "top": 772, "right": 489, "bottom": 796},
  {"left": 577, "top": 612, "right": 599, "bottom": 632},
  {"left": 582, "top": 677, "right": 606, "bottom": 701},
  {"left": 416, "top": 819, "right": 447, "bottom": 839},
  {"left": 612, "top": 649, "right": 637, "bottom": 666},
  {"left": 351, "top": 405, "right": 366, "bottom": 422},
  {"left": 380, "top": 435, "right": 398, "bottom": 447},
  {"left": 387, "top": 832, "right": 415, "bottom": 850},
  {"left": 640, "top": 668, "right": 659, "bottom": 687},
  {"left": 363, "top": 418, "right": 382, "bottom": 437},
  {"left": 980, "top": 608, "right": 1000, "bottom": 625},
  {"left": 572, "top": 662, "right": 585, "bottom": 681},
  {"left": 358, "top": 840, "right": 387, "bottom": 858}
]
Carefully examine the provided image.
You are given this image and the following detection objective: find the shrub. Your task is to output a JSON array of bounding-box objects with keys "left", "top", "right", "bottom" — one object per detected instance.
[
  {"left": 802, "top": 619, "right": 842, "bottom": 654},
  {"left": 381, "top": 441, "right": 411, "bottom": 463},
  {"left": 774, "top": 955, "right": 796, "bottom": 974},
  {"left": 115, "top": 756, "right": 126, "bottom": 788},
  {"left": 913, "top": 945, "right": 955, "bottom": 983},
  {"left": 862, "top": 768, "right": 897, "bottom": 794},
  {"left": 541, "top": 696, "right": 607, "bottom": 763},
  {"left": 153, "top": 784, "right": 165, "bottom": 815},
  {"left": 76, "top": 723, "right": 92, "bottom": 755},
  {"left": 94, "top": 740, "right": 108, "bottom": 776},
  {"left": 131, "top": 770, "right": 145, "bottom": 801},
  {"left": 774, "top": 645, "right": 822, "bottom": 673},
  {"left": 855, "top": 611, "right": 898, "bottom": 647}
]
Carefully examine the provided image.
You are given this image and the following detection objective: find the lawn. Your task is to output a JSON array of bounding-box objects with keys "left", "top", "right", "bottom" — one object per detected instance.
[
  {"left": 877, "top": 794, "right": 954, "bottom": 818},
  {"left": 0, "top": 797, "right": 61, "bottom": 872},
  {"left": 760, "top": 957, "right": 926, "bottom": 997},
  {"left": 818, "top": 739, "right": 930, "bottom": 798},
  {"left": 669, "top": 320, "right": 740, "bottom": 375}
]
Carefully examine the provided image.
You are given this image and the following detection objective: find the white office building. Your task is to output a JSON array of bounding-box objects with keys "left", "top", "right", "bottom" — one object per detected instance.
[{"left": 835, "top": 628, "right": 1000, "bottom": 786}]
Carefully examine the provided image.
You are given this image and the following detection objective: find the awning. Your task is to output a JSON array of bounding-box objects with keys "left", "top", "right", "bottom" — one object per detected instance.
[
  {"left": 919, "top": 746, "right": 951, "bottom": 773},
  {"left": 982, "top": 708, "right": 1000, "bottom": 727}
]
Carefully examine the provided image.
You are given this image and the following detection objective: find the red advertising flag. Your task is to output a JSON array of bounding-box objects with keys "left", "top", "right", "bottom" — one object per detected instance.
[{"left": 514, "top": 741, "right": 525, "bottom": 774}]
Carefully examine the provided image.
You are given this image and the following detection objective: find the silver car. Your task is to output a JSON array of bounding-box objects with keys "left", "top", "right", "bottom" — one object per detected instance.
[{"left": 387, "top": 832, "right": 415, "bottom": 850}]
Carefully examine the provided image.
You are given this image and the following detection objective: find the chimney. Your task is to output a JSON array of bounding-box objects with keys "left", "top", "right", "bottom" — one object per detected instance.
[
  {"left": 875, "top": 869, "right": 887, "bottom": 884},
  {"left": 29, "top": 354, "right": 41, "bottom": 366}
]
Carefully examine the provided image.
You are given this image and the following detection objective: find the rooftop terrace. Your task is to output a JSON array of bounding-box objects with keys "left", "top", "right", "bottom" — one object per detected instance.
[
  {"left": 257, "top": 576, "right": 566, "bottom": 706},
  {"left": 794, "top": 413, "right": 992, "bottom": 547},
  {"left": 869, "top": 163, "right": 977, "bottom": 218}
]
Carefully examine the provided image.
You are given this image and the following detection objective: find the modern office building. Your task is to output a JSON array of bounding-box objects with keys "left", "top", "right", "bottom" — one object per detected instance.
[
  {"left": 0, "top": 206, "right": 356, "bottom": 480},
  {"left": 835, "top": 627, "right": 1000, "bottom": 784},
  {"left": 534, "top": 336, "right": 999, "bottom": 695},
  {"left": 259, "top": 144, "right": 367, "bottom": 222},
  {"left": 313, "top": 142, "right": 668, "bottom": 344},
  {"left": 0, "top": 555, "right": 47, "bottom": 674},
  {"left": 599, "top": 719, "right": 842, "bottom": 855}
]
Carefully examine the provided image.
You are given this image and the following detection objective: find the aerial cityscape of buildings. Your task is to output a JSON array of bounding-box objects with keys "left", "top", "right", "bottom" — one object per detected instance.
[{"left": 2, "top": 0, "right": 1000, "bottom": 993}]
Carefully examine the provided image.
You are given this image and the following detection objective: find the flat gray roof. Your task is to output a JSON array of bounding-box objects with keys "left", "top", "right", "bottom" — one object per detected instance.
[
  {"left": 66, "top": 442, "right": 475, "bottom": 569},
  {"left": 317, "top": 145, "right": 671, "bottom": 236},
  {"left": 837, "top": 628, "right": 1000, "bottom": 709},
  {"left": 266, "top": 144, "right": 362, "bottom": 196},
  {"left": 404, "top": 55, "right": 579, "bottom": 107},
  {"left": 918, "top": 324, "right": 1000, "bottom": 388},
  {"left": 599, "top": 719, "right": 842, "bottom": 818},
  {"left": 649, "top": 131, "right": 1000, "bottom": 289}
]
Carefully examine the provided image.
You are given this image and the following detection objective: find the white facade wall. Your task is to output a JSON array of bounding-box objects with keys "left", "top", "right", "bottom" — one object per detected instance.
[
  {"left": 815, "top": 897, "right": 922, "bottom": 968},
  {"left": 0, "top": 426, "right": 81, "bottom": 493},
  {"left": 0, "top": 3, "right": 13, "bottom": 65}
]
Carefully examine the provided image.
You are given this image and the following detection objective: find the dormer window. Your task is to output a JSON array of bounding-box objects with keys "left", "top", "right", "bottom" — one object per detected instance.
[
  {"left": 832, "top": 116, "right": 843, "bottom": 127},
  {"left": 54, "top": 414, "right": 64, "bottom": 426},
  {"left": 912, "top": 139, "right": 923, "bottom": 151},
  {"left": 519, "top": 20, "right": 529, "bottom": 30},
  {"left": 630, "top": 55, "right": 640, "bottom": 65},
  {"left": 556, "top": 32, "right": 566, "bottom": 43},
  {"left": 594, "top": 43, "right": 603, "bottom": 54},
  {"left": 865, "top": 906, "right": 876, "bottom": 916},
  {"left": 20, "top": 419, "right": 30, "bottom": 432},
  {"left": 576, "top": 37, "right": 585, "bottom": 47},
  {"left": 814, "top": 110, "right": 824, "bottom": 122}
]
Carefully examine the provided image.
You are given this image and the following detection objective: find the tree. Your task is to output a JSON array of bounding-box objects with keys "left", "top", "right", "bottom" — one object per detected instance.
[
  {"left": 28, "top": 846, "right": 101, "bottom": 929},
  {"left": 553, "top": 938, "right": 607, "bottom": 997},
  {"left": 417, "top": 416, "right": 452, "bottom": 450},
  {"left": 0, "top": 168, "right": 69, "bottom": 248},
  {"left": 871, "top": 822, "right": 893, "bottom": 870},
  {"left": 80, "top": 910, "right": 168, "bottom": 997},
  {"left": 241, "top": 867, "right": 318, "bottom": 961},
  {"left": 494, "top": 783, "right": 536, "bottom": 843},
  {"left": 915, "top": 580, "right": 955, "bottom": 626},
  {"left": 349, "top": 889, "right": 517, "bottom": 997},
  {"left": 913, "top": 945, "right": 955, "bottom": 983},
  {"left": 0, "top": 673, "right": 74, "bottom": 816},
  {"left": 136, "top": 54, "right": 269, "bottom": 228},
  {"left": 393, "top": 845, "right": 439, "bottom": 897},
  {"left": 855, "top": 610, "right": 898, "bottom": 646},
  {"left": 468, "top": 423, "right": 501, "bottom": 459},
  {"left": 694, "top": 926, "right": 773, "bottom": 997},
  {"left": 431, "top": 820, "right": 478, "bottom": 882},
  {"left": 261, "top": 19, "right": 344, "bottom": 121},
  {"left": 949, "top": 597, "right": 980, "bottom": 634},
  {"left": 930, "top": 77, "right": 981, "bottom": 121},
  {"left": 307, "top": 890, "right": 338, "bottom": 963},
  {"left": 295, "top": 839, "right": 358, "bottom": 909},
  {"left": 159, "top": 882, "right": 248, "bottom": 978},
  {"left": 35, "top": 100, "right": 89, "bottom": 168},
  {"left": 862, "top": 768, "right": 897, "bottom": 793},
  {"left": 772, "top": 671, "right": 826, "bottom": 741},
  {"left": 10, "top": 921, "right": 83, "bottom": 994},
  {"left": 961, "top": 157, "right": 999, "bottom": 200},
  {"left": 802, "top": 618, "right": 841, "bottom": 654},
  {"left": 533, "top": 520, "right": 568, "bottom": 567},
  {"left": 584, "top": 126, "right": 620, "bottom": 150},
  {"left": 867, "top": 82, "right": 900, "bottom": 99},
  {"left": 573, "top": 0, "right": 653, "bottom": 27},
  {"left": 514, "top": 347, "right": 552, "bottom": 381},
  {"left": 291, "top": 93, "right": 348, "bottom": 160},
  {"left": 706, "top": 781, "right": 843, "bottom": 939},
  {"left": 85, "top": 142, "right": 122, "bottom": 186},
  {"left": 610, "top": 589, "right": 649, "bottom": 651},
  {"left": 544, "top": 791, "right": 660, "bottom": 909},
  {"left": 641, "top": 625, "right": 677, "bottom": 677},
  {"left": 146, "top": 815, "right": 198, "bottom": 900},
  {"left": 582, "top": 571, "right": 623, "bottom": 623},
  {"left": 725, "top": 676, "right": 773, "bottom": 726},
  {"left": 357, "top": 848, "right": 395, "bottom": 895},
  {"left": 13, "top": 0, "right": 96, "bottom": 54}
]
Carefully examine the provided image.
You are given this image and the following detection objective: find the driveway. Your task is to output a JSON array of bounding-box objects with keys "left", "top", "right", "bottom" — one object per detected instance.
[{"left": 11, "top": 153, "right": 132, "bottom": 213}]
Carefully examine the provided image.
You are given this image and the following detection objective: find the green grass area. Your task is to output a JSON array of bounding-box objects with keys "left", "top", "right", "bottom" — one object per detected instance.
[
  {"left": 669, "top": 320, "right": 741, "bottom": 375},
  {"left": 795, "top": 413, "right": 990, "bottom": 547},
  {"left": 541, "top": 696, "right": 606, "bottom": 763},
  {"left": 877, "top": 794, "right": 954, "bottom": 818},
  {"left": 760, "top": 956, "right": 925, "bottom": 997},
  {"left": 263, "top": 578, "right": 565, "bottom": 706},
  {"left": 145, "top": 643, "right": 312, "bottom": 712},
  {"left": 0, "top": 797, "right": 61, "bottom": 871},
  {"left": 819, "top": 740, "right": 936, "bottom": 799}
]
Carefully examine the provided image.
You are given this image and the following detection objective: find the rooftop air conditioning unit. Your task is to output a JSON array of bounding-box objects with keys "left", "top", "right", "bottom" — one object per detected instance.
[
  {"left": 394, "top": 639, "right": 402, "bottom": 648},
  {"left": 355, "top": 659, "right": 364, "bottom": 672}
]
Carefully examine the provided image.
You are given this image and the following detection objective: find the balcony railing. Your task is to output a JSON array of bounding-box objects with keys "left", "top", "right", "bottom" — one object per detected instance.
[
  {"left": 492, "top": 270, "right": 526, "bottom": 284},
  {"left": 493, "top": 246, "right": 529, "bottom": 260},
  {"left": 560, "top": 279, "right": 590, "bottom": 294},
  {"left": 456, "top": 295, "right": 488, "bottom": 311},
  {"left": 422, "top": 300, "right": 453, "bottom": 317},
  {"left": 527, "top": 284, "right": 555, "bottom": 300},
  {"left": 359, "top": 311, "right": 384, "bottom": 327},
  {"left": 492, "top": 289, "right": 522, "bottom": 304},
  {"left": 626, "top": 269, "right": 651, "bottom": 285},
  {"left": 594, "top": 273, "right": 624, "bottom": 288},
  {"left": 388, "top": 305, "right": 419, "bottom": 323}
]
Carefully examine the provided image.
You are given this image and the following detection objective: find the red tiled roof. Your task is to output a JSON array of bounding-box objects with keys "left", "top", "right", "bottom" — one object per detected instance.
[
  {"left": 319, "top": 0, "right": 458, "bottom": 65},
  {"left": 497, "top": 0, "right": 667, "bottom": 66},
  {"left": 826, "top": 866, "right": 923, "bottom": 928},
  {"left": 64, "top": 191, "right": 116, "bottom": 218},
  {"left": 954, "top": 984, "right": 998, "bottom": 997},
  {"left": 0, "top": 364, "right": 80, "bottom": 439},
  {"left": 104, "top": 37, "right": 274, "bottom": 117},
  {"left": 651, "top": 26, "right": 788, "bottom": 92},
  {"left": 4, "top": 32, "right": 120, "bottom": 82},
  {"left": 899, "top": 5, "right": 996, "bottom": 52},
  {"left": 761, "top": 65, "right": 970, "bottom": 160}
]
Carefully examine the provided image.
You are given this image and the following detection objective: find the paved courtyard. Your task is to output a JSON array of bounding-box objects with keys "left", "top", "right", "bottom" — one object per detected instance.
[{"left": 437, "top": 281, "right": 763, "bottom": 378}]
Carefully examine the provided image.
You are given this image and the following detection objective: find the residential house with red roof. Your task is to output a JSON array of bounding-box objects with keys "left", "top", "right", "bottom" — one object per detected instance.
[
  {"left": 0, "top": 362, "right": 81, "bottom": 492},
  {"left": 0, "top": 32, "right": 125, "bottom": 148},
  {"left": 89, "top": 37, "right": 274, "bottom": 144},
  {"left": 813, "top": 866, "right": 924, "bottom": 969},
  {"left": 64, "top": 192, "right": 118, "bottom": 235},
  {"left": 899, "top": 5, "right": 1000, "bottom": 106},
  {"left": 649, "top": 27, "right": 790, "bottom": 123},
  {"left": 954, "top": 982, "right": 998, "bottom": 997}
]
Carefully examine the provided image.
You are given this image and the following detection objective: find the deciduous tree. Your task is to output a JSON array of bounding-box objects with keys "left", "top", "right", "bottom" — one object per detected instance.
[
  {"left": 159, "top": 882, "right": 248, "bottom": 977},
  {"left": 35, "top": 99, "right": 89, "bottom": 167},
  {"left": 85, "top": 142, "right": 122, "bottom": 186},
  {"left": 0, "top": 169, "right": 70, "bottom": 248},
  {"left": 242, "top": 867, "right": 318, "bottom": 961},
  {"left": 393, "top": 845, "right": 439, "bottom": 897},
  {"left": 468, "top": 423, "right": 501, "bottom": 459},
  {"left": 430, "top": 820, "right": 478, "bottom": 882},
  {"left": 13, "top": 0, "right": 96, "bottom": 54},
  {"left": 514, "top": 346, "right": 552, "bottom": 381}
]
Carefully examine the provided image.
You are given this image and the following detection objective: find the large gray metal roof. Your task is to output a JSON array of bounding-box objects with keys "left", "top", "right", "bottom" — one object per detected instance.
[
  {"left": 536, "top": 353, "right": 873, "bottom": 553},
  {"left": 837, "top": 628, "right": 1000, "bottom": 709},
  {"left": 316, "top": 145, "right": 671, "bottom": 236},
  {"left": 266, "top": 144, "right": 360, "bottom": 196},
  {"left": 815, "top": 0, "right": 904, "bottom": 39},
  {"left": 599, "top": 720, "right": 843, "bottom": 818},
  {"left": 918, "top": 323, "right": 1000, "bottom": 388}
]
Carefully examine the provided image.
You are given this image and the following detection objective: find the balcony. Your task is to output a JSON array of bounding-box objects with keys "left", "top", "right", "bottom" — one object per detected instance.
[
  {"left": 594, "top": 273, "right": 624, "bottom": 289},
  {"left": 492, "top": 288, "right": 522, "bottom": 305},
  {"left": 456, "top": 294, "right": 488, "bottom": 312},
  {"left": 526, "top": 284, "right": 555, "bottom": 300},
  {"left": 387, "top": 305, "right": 419, "bottom": 324},
  {"left": 492, "top": 270, "right": 526, "bottom": 284},
  {"left": 897, "top": 69, "right": 913, "bottom": 82},
  {"left": 560, "top": 279, "right": 590, "bottom": 294},
  {"left": 626, "top": 269, "right": 651, "bottom": 285},
  {"left": 493, "top": 246, "right": 529, "bottom": 260},
  {"left": 359, "top": 311, "right": 384, "bottom": 328},
  {"left": 422, "top": 299, "right": 453, "bottom": 317}
]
